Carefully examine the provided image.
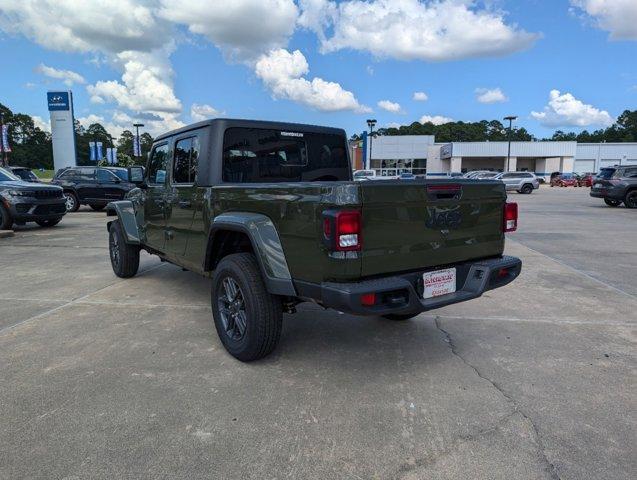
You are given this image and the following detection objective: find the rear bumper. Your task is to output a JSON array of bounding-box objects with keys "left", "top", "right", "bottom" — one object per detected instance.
[
  {"left": 590, "top": 188, "right": 624, "bottom": 200},
  {"left": 297, "top": 255, "right": 522, "bottom": 316}
]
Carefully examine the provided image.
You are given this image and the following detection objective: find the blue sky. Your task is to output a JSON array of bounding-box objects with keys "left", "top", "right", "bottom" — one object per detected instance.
[{"left": 0, "top": 0, "right": 635, "bottom": 139}]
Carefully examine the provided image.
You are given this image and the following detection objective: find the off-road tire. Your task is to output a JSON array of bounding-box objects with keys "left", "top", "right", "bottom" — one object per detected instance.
[
  {"left": 520, "top": 184, "right": 533, "bottom": 194},
  {"left": 382, "top": 313, "right": 420, "bottom": 321},
  {"left": 64, "top": 192, "right": 80, "bottom": 212},
  {"left": 108, "top": 221, "right": 140, "bottom": 278},
  {"left": 211, "top": 253, "right": 282, "bottom": 362},
  {"left": 90, "top": 203, "right": 106, "bottom": 211},
  {"left": 0, "top": 204, "right": 12, "bottom": 230},
  {"left": 604, "top": 198, "right": 621, "bottom": 207},
  {"left": 35, "top": 217, "right": 62, "bottom": 227},
  {"left": 624, "top": 190, "right": 637, "bottom": 209}
]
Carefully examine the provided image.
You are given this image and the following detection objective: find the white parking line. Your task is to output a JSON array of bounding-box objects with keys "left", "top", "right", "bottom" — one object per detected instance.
[
  {"left": 0, "top": 263, "right": 166, "bottom": 336},
  {"left": 509, "top": 239, "right": 636, "bottom": 300},
  {"left": 424, "top": 314, "right": 635, "bottom": 327}
]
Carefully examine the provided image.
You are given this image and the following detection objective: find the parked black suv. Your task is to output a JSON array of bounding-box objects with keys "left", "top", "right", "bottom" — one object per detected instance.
[
  {"left": 590, "top": 166, "right": 637, "bottom": 208},
  {"left": 8, "top": 166, "right": 41, "bottom": 183},
  {"left": 52, "top": 166, "right": 136, "bottom": 212},
  {"left": 0, "top": 167, "right": 66, "bottom": 229}
]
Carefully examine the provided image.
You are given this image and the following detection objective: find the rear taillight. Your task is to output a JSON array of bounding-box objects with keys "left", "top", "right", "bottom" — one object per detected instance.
[
  {"left": 322, "top": 209, "right": 362, "bottom": 251},
  {"left": 503, "top": 202, "right": 518, "bottom": 233}
]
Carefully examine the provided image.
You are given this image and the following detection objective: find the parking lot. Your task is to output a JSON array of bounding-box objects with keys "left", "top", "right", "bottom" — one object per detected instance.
[{"left": 1, "top": 187, "right": 635, "bottom": 479}]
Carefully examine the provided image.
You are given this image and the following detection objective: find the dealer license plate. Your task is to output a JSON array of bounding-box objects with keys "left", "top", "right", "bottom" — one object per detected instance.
[
  {"left": 423, "top": 268, "right": 456, "bottom": 299},
  {"left": 594, "top": 183, "right": 602, "bottom": 188}
]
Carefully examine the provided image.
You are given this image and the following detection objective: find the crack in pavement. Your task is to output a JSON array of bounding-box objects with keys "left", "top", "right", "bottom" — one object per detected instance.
[{"left": 434, "top": 316, "right": 562, "bottom": 480}]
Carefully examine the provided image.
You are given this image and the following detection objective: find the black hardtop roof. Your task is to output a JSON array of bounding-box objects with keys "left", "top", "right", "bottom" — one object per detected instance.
[{"left": 154, "top": 118, "right": 347, "bottom": 142}]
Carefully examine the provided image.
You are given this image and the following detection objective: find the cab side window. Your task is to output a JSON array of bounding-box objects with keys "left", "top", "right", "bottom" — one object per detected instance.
[
  {"left": 173, "top": 136, "right": 200, "bottom": 184},
  {"left": 97, "top": 169, "right": 117, "bottom": 183},
  {"left": 148, "top": 144, "right": 169, "bottom": 184}
]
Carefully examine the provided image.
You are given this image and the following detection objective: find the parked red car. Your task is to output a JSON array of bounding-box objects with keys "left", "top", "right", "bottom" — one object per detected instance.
[
  {"left": 550, "top": 172, "right": 578, "bottom": 187},
  {"left": 576, "top": 173, "right": 594, "bottom": 187}
]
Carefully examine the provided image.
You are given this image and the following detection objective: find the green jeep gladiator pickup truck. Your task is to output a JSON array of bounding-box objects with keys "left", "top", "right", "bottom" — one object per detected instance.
[{"left": 106, "top": 119, "right": 521, "bottom": 361}]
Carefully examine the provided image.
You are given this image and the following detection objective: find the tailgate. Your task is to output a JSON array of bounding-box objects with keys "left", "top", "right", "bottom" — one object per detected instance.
[{"left": 360, "top": 180, "right": 506, "bottom": 277}]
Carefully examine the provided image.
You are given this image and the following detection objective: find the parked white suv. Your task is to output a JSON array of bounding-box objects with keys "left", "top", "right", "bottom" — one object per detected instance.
[{"left": 494, "top": 172, "right": 540, "bottom": 194}]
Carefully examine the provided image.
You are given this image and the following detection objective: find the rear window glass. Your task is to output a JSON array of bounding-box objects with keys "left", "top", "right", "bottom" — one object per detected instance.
[
  {"left": 598, "top": 168, "right": 615, "bottom": 179},
  {"left": 222, "top": 128, "right": 350, "bottom": 183}
]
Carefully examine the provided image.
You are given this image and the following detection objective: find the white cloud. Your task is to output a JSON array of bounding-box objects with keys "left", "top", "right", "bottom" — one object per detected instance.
[
  {"left": 475, "top": 87, "right": 508, "bottom": 104},
  {"left": 35, "top": 64, "right": 85, "bottom": 86},
  {"left": 299, "top": 0, "right": 539, "bottom": 61},
  {"left": 190, "top": 103, "right": 223, "bottom": 122},
  {"left": 420, "top": 115, "right": 453, "bottom": 125},
  {"left": 255, "top": 48, "right": 370, "bottom": 112},
  {"left": 0, "top": 1, "right": 183, "bottom": 131},
  {"left": 31, "top": 115, "right": 50, "bottom": 133},
  {"left": 570, "top": 0, "right": 637, "bottom": 40},
  {"left": 377, "top": 100, "right": 403, "bottom": 114},
  {"left": 87, "top": 46, "right": 181, "bottom": 115},
  {"left": 366, "top": 65, "right": 374, "bottom": 76},
  {"left": 531, "top": 89, "right": 614, "bottom": 127},
  {"left": 413, "top": 91, "right": 428, "bottom": 101},
  {"left": 77, "top": 111, "right": 183, "bottom": 138},
  {"left": 0, "top": 0, "right": 168, "bottom": 54},
  {"left": 159, "top": 0, "right": 298, "bottom": 60}
]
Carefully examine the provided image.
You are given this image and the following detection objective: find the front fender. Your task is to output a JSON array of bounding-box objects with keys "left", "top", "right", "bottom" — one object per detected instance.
[
  {"left": 209, "top": 212, "right": 295, "bottom": 296},
  {"left": 106, "top": 200, "right": 142, "bottom": 244}
]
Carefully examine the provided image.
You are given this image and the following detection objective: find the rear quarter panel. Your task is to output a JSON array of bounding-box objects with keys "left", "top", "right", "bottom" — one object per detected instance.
[{"left": 212, "top": 182, "right": 362, "bottom": 283}]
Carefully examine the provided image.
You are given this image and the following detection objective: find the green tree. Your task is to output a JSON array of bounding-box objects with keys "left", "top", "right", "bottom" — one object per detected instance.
[{"left": 0, "top": 103, "right": 53, "bottom": 169}]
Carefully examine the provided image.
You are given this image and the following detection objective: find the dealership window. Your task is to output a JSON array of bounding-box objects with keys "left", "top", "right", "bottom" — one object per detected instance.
[
  {"left": 147, "top": 144, "right": 169, "bottom": 184},
  {"left": 222, "top": 128, "right": 349, "bottom": 182},
  {"left": 173, "top": 136, "right": 200, "bottom": 184}
]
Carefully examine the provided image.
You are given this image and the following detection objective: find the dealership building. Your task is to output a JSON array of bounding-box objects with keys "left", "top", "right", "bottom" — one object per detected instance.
[{"left": 351, "top": 133, "right": 637, "bottom": 179}]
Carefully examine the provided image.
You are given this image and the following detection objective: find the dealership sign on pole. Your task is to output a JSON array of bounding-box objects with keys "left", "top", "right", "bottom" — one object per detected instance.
[
  {"left": 48, "top": 91, "right": 77, "bottom": 171},
  {"left": 89, "top": 142, "right": 97, "bottom": 162}
]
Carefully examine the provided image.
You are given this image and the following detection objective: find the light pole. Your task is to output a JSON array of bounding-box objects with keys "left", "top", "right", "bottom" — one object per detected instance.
[
  {"left": 366, "top": 118, "right": 377, "bottom": 171},
  {"left": 133, "top": 123, "right": 144, "bottom": 163},
  {"left": 504, "top": 115, "right": 517, "bottom": 172}
]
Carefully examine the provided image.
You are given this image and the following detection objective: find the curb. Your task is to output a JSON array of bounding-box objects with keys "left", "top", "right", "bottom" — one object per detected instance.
[{"left": 0, "top": 230, "right": 15, "bottom": 238}]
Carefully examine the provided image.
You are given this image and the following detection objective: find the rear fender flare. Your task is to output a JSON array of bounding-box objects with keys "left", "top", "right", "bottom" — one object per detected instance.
[
  {"left": 106, "top": 200, "right": 142, "bottom": 244},
  {"left": 206, "top": 212, "right": 295, "bottom": 296}
]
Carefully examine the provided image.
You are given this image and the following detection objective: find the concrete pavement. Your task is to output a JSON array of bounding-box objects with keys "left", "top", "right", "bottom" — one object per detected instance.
[{"left": 0, "top": 189, "right": 635, "bottom": 479}]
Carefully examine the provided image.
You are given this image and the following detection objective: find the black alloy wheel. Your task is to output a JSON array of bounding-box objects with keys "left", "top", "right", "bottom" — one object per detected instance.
[{"left": 217, "top": 277, "right": 248, "bottom": 341}]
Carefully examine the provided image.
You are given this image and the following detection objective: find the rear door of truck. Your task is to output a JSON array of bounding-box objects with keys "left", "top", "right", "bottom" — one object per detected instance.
[{"left": 359, "top": 179, "right": 506, "bottom": 277}]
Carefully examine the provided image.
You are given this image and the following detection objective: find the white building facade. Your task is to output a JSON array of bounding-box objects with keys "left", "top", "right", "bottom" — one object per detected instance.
[{"left": 359, "top": 132, "right": 637, "bottom": 179}]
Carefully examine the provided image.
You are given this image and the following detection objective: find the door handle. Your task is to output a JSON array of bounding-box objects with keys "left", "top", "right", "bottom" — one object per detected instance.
[{"left": 178, "top": 200, "right": 192, "bottom": 209}]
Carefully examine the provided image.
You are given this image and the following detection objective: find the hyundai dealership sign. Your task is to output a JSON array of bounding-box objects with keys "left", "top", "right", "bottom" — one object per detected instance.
[
  {"left": 47, "top": 91, "right": 77, "bottom": 171},
  {"left": 47, "top": 92, "right": 70, "bottom": 111}
]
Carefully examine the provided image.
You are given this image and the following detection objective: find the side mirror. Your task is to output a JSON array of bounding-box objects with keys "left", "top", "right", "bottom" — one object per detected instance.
[{"left": 128, "top": 166, "right": 146, "bottom": 188}]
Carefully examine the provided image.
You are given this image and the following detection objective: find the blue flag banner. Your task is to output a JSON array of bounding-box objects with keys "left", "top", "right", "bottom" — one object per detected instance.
[
  {"left": 89, "top": 142, "right": 97, "bottom": 161},
  {"left": 133, "top": 136, "right": 141, "bottom": 157},
  {"left": 96, "top": 142, "right": 103, "bottom": 160},
  {"left": 1, "top": 125, "right": 10, "bottom": 153},
  {"left": 106, "top": 148, "right": 118, "bottom": 165}
]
